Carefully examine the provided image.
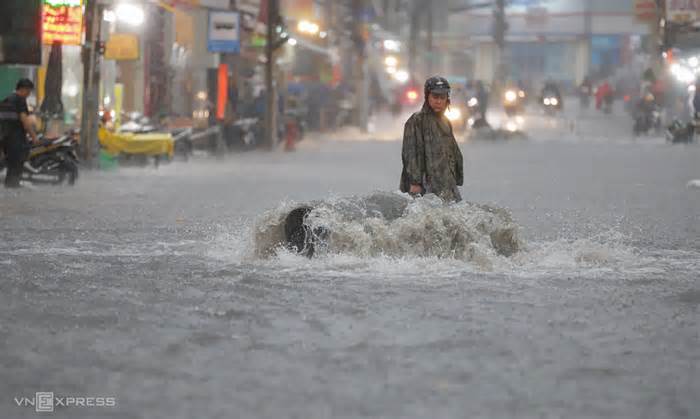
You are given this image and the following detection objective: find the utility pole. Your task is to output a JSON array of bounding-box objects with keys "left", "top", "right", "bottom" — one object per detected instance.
[
  {"left": 352, "top": 0, "right": 369, "bottom": 131},
  {"left": 584, "top": 0, "right": 593, "bottom": 81},
  {"left": 655, "top": 0, "right": 667, "bottom": 71},
  {"left": 493, "top": 0, "right": 507, "bottom": 87},
  {"left": 408, "top": 0, "right": 419, "bottom": 81},
  {"left": 80, "top": 0, "right": 103, "bottom": 164},
  {"left": 426, "top": 4, "right": 433, "bottom": 76},
  {"left": 264, "top": 0, "right": 278, "bottom": 150}
]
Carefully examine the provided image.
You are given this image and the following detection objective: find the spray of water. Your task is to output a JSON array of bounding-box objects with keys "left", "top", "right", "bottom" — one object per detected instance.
[{"left": 252, "top": 192, "right": 523, "bottom": 270}]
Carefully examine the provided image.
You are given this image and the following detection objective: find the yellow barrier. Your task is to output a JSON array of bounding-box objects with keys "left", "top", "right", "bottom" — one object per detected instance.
[{"left": 98, "top": 128, "right": 174, "bottom": 158}]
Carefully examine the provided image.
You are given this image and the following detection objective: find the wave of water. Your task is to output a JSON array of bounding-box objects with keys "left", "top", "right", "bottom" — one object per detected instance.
[
  {"left": 243, "top": 192, "right": 699, "bottom": 278},
  {"left": 252, "top": 192, "right": 522, "bottom": 268}
]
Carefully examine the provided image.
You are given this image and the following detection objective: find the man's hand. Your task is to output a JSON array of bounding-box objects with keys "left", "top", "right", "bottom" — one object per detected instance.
[{"left": 409, "top": 184, "right": 423, "bottom": 195}]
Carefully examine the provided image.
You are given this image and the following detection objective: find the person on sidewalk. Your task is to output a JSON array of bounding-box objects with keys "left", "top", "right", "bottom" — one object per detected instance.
[{"left": 0, "top": 78, "right": 39, "bottom": 188}]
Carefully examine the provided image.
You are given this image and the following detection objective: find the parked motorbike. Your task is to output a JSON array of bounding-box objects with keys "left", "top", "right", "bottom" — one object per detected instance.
[
  {"left": 226, "top": 117, "right": 261, "bottom": 151},
  {"left": 666, "top": 119, "right": 696, "bottom": 144},
  {"left": 0, "top": 132, "right": 79, "bottom": 186}
]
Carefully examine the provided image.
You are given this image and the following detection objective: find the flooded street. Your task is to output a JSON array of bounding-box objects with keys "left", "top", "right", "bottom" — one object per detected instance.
[{"left": 1, "top": 107, "right": 699, "bottom": 418}]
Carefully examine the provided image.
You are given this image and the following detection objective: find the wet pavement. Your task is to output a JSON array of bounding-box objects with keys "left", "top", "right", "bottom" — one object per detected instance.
[{"left": 1, "top": 103, "right": 699, "bottom": 418}]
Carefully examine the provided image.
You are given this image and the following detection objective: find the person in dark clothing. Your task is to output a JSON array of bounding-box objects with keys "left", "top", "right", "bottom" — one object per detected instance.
[
  {"left": 475, "top": 80, "right": 489, "bottom": 117},
  {"left": 400, "top": 76, "right": 464, "bottom": 202},
  {"left": 692, "top": 80, "right": 700, "bottom": 119},
  {"left": 0, "top": 79, "right": 39, "bottom": 188}
]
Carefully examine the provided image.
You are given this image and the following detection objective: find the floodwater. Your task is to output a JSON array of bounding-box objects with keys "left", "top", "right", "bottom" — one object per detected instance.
[{"left": 1, "top": 103, "right": 699, "bottom": 418}]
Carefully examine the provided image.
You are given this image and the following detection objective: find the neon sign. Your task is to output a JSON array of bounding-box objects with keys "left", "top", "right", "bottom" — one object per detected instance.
[
  {"left": 45, "top": 0, "right": 81, "bottom": 6},
  {"left": 43, "top": 0, "right": 83, "bottom": 45}
]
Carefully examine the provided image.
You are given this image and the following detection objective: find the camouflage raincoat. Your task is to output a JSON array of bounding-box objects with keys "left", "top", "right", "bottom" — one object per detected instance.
[{"left": 400, "top": 103, "right": 464, "bottom": 202}]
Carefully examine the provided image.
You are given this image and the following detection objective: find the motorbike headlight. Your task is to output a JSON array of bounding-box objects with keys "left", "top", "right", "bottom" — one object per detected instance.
[
  {"left": 468, "top": 97, "right": 478, "bottom": 107},
  {"left": 446, "top": 107, "right": 462, "bottom": 122},
  {"left": 543, "top": 98, "right": 551, "bottom": 106},
  {"left": 506, "top": 121, "right": 518, "bottom": 132},
  {"left": 550, "top": 98, "right": 559, "bottom": 106},
  {"left": 505, "top": 90, "right": 517, "bottom": 102},
  {"left": 518, "top": 90, "right": 526, "bottom": 98}
]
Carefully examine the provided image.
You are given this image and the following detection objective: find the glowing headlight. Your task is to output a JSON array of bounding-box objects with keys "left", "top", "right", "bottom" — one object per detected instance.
[
  {"left": 677, "top": 67, "right": 695, "bottom": 84},
  {"left": 518, "top": 90, "right": 526, "bottom": 98},
  {"left": 550, "top": 97, "right": 559, "bottom": 106},
  {"left": 468, "top": 97, "right": 478, "bottom": 107},
  {"left": 445, "top": 107, "right": 462, "bottom": 122},
  {"left": 505, "top": 90, "right": 517, "bottom": 102},
  {"left": 543, "top": 98, "right": 551, "bottom": 106},
  {"left": 506, "top": 121, "right": 518, "bottom": 132}
]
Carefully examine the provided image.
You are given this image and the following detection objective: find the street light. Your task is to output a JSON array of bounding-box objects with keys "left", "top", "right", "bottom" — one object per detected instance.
[
  {"left": 384, "top": 39, "right": 400, "bottom": 52},
  {"left": 115, "top": 3, "right": 145, "bottom": 26},
  {"left": 297, "top": 20, "right": 320, "bottom": 35}
]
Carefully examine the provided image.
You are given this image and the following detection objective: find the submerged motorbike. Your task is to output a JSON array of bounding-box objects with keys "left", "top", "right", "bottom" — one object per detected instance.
[{"left": 0, "top": 132, "right": 79, "bottom": 186}]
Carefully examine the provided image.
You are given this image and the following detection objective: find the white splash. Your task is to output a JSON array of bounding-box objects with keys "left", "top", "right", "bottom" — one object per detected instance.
[{"left": 253, "top": 192, "right": 523, "bottom": 270}]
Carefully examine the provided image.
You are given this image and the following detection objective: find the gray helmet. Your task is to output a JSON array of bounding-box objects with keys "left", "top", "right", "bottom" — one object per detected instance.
[{"left": 424, "top": 76, "right": 451, "bottom": 97}]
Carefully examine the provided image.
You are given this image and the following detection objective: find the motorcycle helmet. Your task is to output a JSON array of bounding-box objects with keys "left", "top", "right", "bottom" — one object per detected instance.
[{"left": 424, "top": 76, "right": 451, "bottom": 98}]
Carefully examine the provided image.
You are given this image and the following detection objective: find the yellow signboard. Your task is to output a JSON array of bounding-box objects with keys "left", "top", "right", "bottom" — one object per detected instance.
[{"left": 105, "top": 34, "right": 140, "bottom": 61}]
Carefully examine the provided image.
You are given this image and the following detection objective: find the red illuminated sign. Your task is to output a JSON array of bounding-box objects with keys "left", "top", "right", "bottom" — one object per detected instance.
[{"left": 43, "top": 0, "right": 83, "bottom": 45}]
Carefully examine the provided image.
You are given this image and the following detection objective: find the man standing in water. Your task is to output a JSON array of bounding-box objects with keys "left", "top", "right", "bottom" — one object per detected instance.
[{"left": 400, "top": 76, "right": 464, "bottom": 202}]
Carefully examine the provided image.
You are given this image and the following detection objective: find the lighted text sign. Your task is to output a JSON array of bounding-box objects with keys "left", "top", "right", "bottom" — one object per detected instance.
[{"left": 43, "top": 0, "right": 83, "bottom": 45}]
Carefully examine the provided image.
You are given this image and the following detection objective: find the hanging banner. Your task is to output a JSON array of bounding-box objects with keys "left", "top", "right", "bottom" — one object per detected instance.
[
  {"left": 43, "top": 0, "right": 83, "bottom": 45},
  {"left": 667, "top": 0, "right": 700, "bottom": 24},
  {"left": 216, "top": 64, "right": 228, "bottom": 121},
  {"left": 208, "top": 11, "right": 240, "bottom": 53}
]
